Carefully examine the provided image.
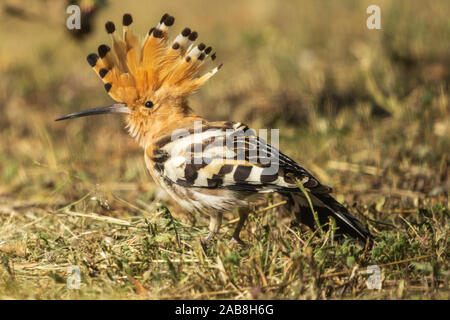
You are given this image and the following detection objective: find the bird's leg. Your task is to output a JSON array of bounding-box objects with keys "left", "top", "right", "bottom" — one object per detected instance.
[
  {"left": 202, "top": 213, "right": 223, "bottom": 245},
  {"left": 231, "top": 207, "right": 249, "bottom": 246}
]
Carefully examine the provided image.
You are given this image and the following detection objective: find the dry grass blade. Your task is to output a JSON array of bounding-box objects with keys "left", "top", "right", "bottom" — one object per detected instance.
[
  {"left": 320, "top": 254, "right": 435, "bottom": 279},
  {"left": 56, "top": 210, "right": 131, "bottom": 226}
]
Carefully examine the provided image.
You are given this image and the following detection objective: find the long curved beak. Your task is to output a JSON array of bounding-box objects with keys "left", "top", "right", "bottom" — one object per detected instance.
[{"left": 54, "top": 103, "right": 130, "bottom": 121}]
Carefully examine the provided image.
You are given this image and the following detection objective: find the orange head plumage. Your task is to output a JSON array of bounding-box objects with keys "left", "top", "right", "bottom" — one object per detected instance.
[
  {"left": 56, "top": 13, "right": 222, "bottom": 145},
  {"left": 89, "top": 13, "right": 221, "bottom": 107}
]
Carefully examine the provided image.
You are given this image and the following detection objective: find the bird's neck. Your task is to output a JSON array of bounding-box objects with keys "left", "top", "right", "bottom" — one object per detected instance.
[{"left": 126, "top": 104, "right": 203, "bottom": 149}]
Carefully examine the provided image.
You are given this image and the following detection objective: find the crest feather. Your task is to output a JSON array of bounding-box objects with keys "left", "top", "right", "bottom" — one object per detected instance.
[{"left": 87, "top": 13, "right": 222, "bottom": 104}]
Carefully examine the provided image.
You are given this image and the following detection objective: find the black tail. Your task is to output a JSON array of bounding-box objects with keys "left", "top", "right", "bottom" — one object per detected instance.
[{"left": 289, "top": 192, "right": 372, "bottom": 243}]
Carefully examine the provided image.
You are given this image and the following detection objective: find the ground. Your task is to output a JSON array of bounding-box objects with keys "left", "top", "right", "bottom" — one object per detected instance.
[{"left": 0, "top": 0, "right": 448, "bottom": 299}]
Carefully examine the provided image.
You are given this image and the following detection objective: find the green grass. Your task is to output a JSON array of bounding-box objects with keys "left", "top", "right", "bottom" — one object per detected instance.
[{"left": 0, "top": 0, "right": 448, "bottom": 299}]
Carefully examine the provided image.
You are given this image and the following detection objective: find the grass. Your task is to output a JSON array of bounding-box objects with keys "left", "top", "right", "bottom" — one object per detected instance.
[{"left": 0, "top": 0, "right": 448, "bottom": 299}]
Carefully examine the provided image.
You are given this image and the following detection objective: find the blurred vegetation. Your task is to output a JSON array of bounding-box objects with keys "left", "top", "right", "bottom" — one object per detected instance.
[{"left": 0, "top": 0, "right": 448, "bottom": 299}]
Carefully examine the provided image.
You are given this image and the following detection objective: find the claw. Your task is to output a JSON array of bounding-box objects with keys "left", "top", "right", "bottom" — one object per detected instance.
[
  {"left": 200, "top": 230, "right": 216, "bottom": 251},
  {"left": 230, "top": 237, "right": 248, "bottom": 248}
]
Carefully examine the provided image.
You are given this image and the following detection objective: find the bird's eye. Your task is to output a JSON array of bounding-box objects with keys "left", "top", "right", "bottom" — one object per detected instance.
[{"left": 144, "top": 101, "right": 154, "bottom": 108}]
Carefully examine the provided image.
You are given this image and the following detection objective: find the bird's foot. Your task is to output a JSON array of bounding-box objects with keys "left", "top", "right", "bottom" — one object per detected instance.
[
  {"left": 230, "top": 236, "right": 248, "bottom": 248},
  {"left": 200, "top": 232, "right": 216, "bottom": 251}
]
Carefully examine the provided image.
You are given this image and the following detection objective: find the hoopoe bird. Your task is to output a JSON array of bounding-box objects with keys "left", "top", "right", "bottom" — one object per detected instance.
[{"left": 56, "top": 13, "right": 372, "bottom": 246}]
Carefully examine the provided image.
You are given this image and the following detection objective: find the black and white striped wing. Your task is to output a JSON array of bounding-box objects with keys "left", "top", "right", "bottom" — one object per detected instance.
[{"left": 151, "top": 122, "right": 332, "bottom": 194}]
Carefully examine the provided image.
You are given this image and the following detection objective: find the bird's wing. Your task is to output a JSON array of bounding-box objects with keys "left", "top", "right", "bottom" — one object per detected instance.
[{"left": 150, "top": 121, "right": 332, "bottom": 194}]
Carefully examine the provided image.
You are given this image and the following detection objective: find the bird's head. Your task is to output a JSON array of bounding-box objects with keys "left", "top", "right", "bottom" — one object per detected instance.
[{"left": 56, "top": 13, "right": 221, "bottom": 145}]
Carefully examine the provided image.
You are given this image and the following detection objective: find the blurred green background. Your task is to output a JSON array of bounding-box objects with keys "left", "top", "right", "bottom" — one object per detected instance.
[{"left": 0, "top": 0, "right": 448, "bottom": 299}]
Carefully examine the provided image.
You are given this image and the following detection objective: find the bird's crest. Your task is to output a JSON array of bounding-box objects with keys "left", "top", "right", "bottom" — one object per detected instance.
[{"left": 86, "top": 13, "right": 222, "bottom": 107}]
